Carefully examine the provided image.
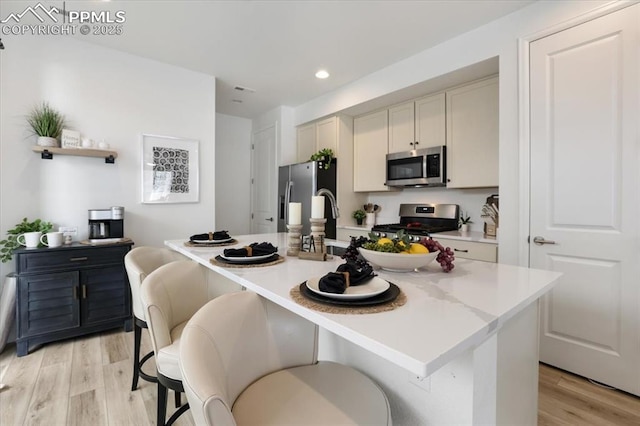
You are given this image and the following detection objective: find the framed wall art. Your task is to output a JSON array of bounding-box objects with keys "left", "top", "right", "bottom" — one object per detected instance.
[{"left": 141, "top": 134, "right": 199, "bottom": 204}]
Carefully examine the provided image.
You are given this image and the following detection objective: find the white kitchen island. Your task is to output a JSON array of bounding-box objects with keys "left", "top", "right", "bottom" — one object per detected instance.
[{"left": 166, "top": 233, "right": 561, "bottom": 425}]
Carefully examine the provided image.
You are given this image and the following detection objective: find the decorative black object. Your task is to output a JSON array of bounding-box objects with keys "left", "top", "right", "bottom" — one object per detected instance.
[
  {"left": 214, "top": 254, "right": 280, "bottom": 265},
  {"left": 223, "top": 242, "right": 277, "bottom": 257},
  {"left": 190, "top": 230, "right": 231, "bottom": 242},
  {"left": 318, "top": 260, "right": 375, "bottom": 294}
]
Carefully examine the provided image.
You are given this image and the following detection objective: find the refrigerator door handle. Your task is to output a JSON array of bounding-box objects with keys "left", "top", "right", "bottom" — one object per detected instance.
[{"left": 284, "top": 180, "right": 293, "bottom": 225}]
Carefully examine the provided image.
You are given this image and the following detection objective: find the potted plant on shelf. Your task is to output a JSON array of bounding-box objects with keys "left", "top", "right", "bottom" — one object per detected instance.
[
  {"left": 0, "top": 218, "right": 53, "bottom": 263},
  {"left": 26, "top": 102, "right": 65, "bottom": 147},
  {"left": 352, "top": 209, "right": 367, "bottom": 226},
  {"left": 309, "top": 148, "right": 334, "bottom": 170},
  {"left": 459, "top": 212, "right": 473, "bottom": 233}
]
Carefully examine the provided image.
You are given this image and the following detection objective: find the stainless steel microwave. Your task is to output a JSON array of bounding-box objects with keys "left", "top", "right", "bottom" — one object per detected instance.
[{"left": 385, "top": 146, "right": 446, "bottom": 187}]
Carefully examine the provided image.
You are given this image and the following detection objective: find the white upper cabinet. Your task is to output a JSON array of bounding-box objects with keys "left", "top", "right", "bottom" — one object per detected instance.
[
  {"left": 415, "top": 93, "right": 446, "bottom": 149},
  {"left": 388, "top": 102, "right": 415, "bottom": 153},
  {"left": 388, "top": 93, "right": 446, "bottom": 154},
  {"left": 353, "top": 110, "right": 391, "bottom": 192},
  {"left": 315, "top": 116, "right": 338, "bottom": 153},
  {"left": 296, "top": 116, "right": 338, "bottom": 163},
  {"left": 446, "top": 76, "right": 498, "bottom": 188},
  {"left": 296, "top": 123, "right": 316, "bottom": 163}
]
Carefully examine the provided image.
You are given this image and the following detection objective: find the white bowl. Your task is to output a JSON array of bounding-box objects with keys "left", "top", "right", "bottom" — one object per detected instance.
[{"left": 358, "top": 247, "right": 438, "bottom": 272}]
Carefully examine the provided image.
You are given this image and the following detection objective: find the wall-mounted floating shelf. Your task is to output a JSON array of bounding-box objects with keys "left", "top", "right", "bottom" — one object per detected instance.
[{"left": 32, "top": 146, "right": 118, "bottom": 164}]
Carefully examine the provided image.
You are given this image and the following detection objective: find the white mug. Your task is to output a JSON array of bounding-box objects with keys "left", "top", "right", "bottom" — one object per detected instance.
[
  {"left": 40, "top": 231, "right": 64, "bottom": 248},
  {"left": 17, "top": 232, "right": 42, "bottom": 248}
]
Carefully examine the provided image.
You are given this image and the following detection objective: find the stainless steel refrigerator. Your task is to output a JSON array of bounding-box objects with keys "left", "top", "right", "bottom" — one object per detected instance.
[{"left": 278, "top": 160, "right": 337, "bottom": 239}]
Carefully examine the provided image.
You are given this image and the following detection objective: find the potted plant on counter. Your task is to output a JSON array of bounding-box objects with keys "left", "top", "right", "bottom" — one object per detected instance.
[
  {"left": 459, "top": 212, "right": 473, "bottom": 233},
  {"left": 352, "top": 209, "right": 367, "bottom": 226},
  {"left": 27, "top": 102, "right": 65, "bottom": 147},
  {"left": 0, "top": 218, "right": 53, "bottom": 262}
]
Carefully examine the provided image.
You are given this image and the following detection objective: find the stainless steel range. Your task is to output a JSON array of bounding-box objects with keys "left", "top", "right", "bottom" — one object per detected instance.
[{"left": 372, "top": 203, "right": 460, "bottom": 241}]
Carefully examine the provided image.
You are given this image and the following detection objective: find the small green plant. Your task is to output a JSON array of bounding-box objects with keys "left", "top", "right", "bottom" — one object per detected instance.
[
  {"left": 0, "top": 218, "right": 53, "bottom": 262},
  {"left": 309, "top": 148, "right": 334, "bottom": 170},
  {"left": 26, "top": 102, "right": 65, "bottom": 138},
  {"left": 459, "top": 211, "right": 473, "bottom": 226},
  {"left": 352, "top": 209, "right": 366, "bottom": 222}
]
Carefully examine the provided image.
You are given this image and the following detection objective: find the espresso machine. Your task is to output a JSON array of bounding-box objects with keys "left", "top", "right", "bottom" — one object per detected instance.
[{"left": 88, "top": 206, "right": 124, "bottom": 243}]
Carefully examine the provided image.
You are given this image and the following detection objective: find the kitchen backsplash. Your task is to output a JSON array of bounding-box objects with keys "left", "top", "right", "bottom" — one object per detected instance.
[{"left": 366, "top": 187, "right": 499, "bottom": 232}]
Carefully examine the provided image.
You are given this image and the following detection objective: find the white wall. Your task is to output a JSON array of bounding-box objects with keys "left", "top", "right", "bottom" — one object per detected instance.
[
  {"left": 0, "top": 36, "right": 216, "bottom": 278},
  {"left": 215, "top": 113, "right": 252, "bottom": 235}
]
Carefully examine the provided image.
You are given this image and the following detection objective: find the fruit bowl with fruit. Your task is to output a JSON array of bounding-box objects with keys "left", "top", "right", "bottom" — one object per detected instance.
[{"left": 349, "top": 231, "right": 455, "bottom": 273}]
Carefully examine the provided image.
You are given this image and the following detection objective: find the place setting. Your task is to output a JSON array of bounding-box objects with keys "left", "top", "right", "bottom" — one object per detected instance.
[
  {"left": 184, "top": 230, "right": 237, "bottom": 247},
  {"left": 210, "top": 242, "right": 284, "bottom": 268},
  {"left": 291, "top": 259, "right": 406, "bottom": 314}
]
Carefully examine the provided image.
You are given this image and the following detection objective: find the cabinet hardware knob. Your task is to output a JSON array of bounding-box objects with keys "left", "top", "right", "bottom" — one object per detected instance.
[
  {"left": 265, "top": 217, "right": 274, "bottom": 222},
  {"left": 70, "top": 256, "right": 88, "bottom": 262},
  {"left": 454, "top": 248, "right": 469, "bottom": 253}
]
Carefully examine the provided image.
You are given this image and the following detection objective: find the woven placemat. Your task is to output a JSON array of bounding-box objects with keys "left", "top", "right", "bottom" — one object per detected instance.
[
  {"left": 289, "top": 285, "right": 406, "bottom": 314},
  {"left": 184, "top": 239, "right": 237, "bottom": 248},
  {"left": 210, "top": 255, "right": 285, "bottom": 268}
]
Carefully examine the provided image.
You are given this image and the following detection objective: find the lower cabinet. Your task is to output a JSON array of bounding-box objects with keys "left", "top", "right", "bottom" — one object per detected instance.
[
  {"left": 15, "top": 242, "right": 133, "bottom": 356},
  {"left": 438, "top": 239, "right": 498, "bottom": 263}
]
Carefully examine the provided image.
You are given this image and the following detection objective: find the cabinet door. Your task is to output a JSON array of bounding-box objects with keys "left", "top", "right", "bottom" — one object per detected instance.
[
  {"left": 354, "top": 110, "right": 389, "bottom": 192},
  {"left": 18, "top": 272, "right": 80, "bottom": 337},
  {"left": 415, "top": 93, "right": 446, "bottom": 149},
  {"left": 388, "top": 102, "right": 415, "bottom": 154},
  {"left": 315, "top": 116, "right": 337, "bottom": 153},
  {"left": 446, "top": 77, "right": 498, "bottom": 188},
  {"left": 296, "top": 123, "right": 316, "bottom": 163},
  {"left": 80, "top": 265, "right": 130, "bottom": 327}
]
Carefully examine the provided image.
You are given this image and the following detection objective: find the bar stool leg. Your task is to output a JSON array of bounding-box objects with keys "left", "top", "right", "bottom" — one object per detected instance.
[
  {"left": 157, "top": 381, "right": 168, "bottom": 426},
  {"left": 131, "top": 318, "right": 157, "bottom": 391}
]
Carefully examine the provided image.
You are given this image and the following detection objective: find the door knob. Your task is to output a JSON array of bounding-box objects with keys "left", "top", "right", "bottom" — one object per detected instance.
[
  {"left": 533, "top": 236, "right": 556, "bottom": 245},
  {"left": 265, "top": 217, "right": 274, "bottom": 222}
]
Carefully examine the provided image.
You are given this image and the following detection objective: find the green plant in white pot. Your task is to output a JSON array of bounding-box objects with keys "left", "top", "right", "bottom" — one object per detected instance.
[
  {"left": 27, "top": 102, "right": 65, "bottom": 147},
  {"left": 0, "top": 218, "right": 53, "bottom": 262}
]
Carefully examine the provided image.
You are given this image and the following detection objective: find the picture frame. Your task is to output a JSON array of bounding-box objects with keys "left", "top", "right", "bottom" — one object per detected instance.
[{"left": 141, "top": 134, "right": 199, "bottom": 204}]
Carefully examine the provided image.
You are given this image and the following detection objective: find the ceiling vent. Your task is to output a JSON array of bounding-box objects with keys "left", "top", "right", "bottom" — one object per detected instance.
[{"left": 233, "top": 85, "right": 256, "bottom": 93}]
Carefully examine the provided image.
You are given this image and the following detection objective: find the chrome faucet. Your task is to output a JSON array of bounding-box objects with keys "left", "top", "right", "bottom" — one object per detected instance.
[{"left": 316, "top": 188, "right": 340, "bottom": 219}]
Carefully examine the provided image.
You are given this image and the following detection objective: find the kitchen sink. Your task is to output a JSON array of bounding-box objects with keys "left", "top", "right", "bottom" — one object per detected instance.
[{"left": 325, "top": 243, "right": 347, "bottom": 257}]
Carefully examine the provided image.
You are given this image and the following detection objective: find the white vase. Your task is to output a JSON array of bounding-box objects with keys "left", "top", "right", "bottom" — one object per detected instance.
[
  {"left": 460, "top": 224, "right": 470, "bottom": 233},
  {"left": 37, "top": 136, "right": 59, "bottom": 147},
  {"left": 365, "top": 212, "right": 376, "bottom": 227}
]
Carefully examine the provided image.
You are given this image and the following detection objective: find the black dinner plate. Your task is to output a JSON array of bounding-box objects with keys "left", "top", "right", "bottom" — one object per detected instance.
[
  {"left": 214, "top": 253, "right": 279, "bottom": 265},
  {"left": 299, "top": 282, "right": 400, "bottom": 306}
]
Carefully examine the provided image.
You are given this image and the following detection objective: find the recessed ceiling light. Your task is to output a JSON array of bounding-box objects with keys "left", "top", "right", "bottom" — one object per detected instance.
[{"left": 315, "top": 70, "right": 330, "bottom": 79}]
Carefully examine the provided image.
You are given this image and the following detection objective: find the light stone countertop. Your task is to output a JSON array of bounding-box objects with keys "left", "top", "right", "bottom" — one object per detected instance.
[{"left": 166, "top": 233, "right": 559, "bottom": 378}]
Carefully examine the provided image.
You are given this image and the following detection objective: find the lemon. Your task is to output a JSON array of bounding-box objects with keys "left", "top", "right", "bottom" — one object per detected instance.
[
  {"left": 409, "top": 243, "right": 429, "bottom": 254},
  {"left": 377, "top": 237, "right": 393, "bottom": 246}
]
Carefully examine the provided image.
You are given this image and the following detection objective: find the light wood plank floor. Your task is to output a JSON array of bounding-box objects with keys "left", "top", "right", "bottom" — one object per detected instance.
[{"left": 1, "top": 329, "right": 639, "bottom": 425}]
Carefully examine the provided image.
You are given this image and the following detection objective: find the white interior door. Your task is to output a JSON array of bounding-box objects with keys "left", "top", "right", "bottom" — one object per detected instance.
[
  {"left": 530, "top": 4, "right": 639, "bottom": 396},
  {"left": 250, "top": 124, "right": 277, "bottom": 234}
]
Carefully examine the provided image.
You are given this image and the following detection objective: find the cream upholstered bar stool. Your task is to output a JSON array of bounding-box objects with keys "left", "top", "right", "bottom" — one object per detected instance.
[
  {"left": 142, "top": 260, "right": 210, "bottom": 426},
  {"left": 124, "top": 246, "right": 185, "bottom": 391},
  {"left": 180, "top": 291, "right": 393, "bottom": 425}
]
